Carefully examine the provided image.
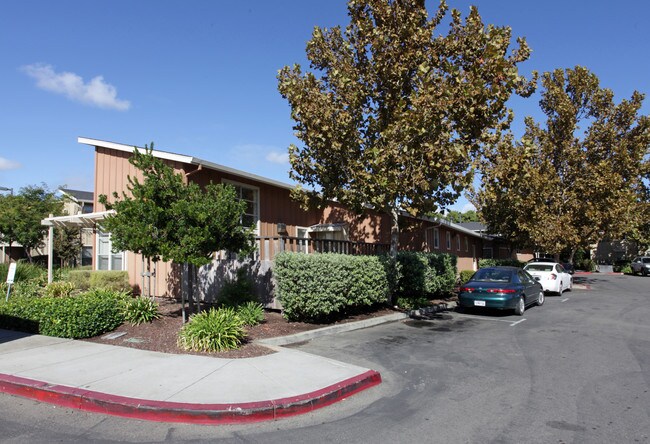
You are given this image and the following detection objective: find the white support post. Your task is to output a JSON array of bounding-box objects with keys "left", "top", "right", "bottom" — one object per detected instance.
[{"left": 47, "top": 214, "right": 54, "bottom": 284}]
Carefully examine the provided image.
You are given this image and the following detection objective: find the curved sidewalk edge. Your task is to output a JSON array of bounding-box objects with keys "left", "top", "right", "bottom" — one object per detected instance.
[{"left": 0, "top": 369, "right": 381, "bottom": 424}]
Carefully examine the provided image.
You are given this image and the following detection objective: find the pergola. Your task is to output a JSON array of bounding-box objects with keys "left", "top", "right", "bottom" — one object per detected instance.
[{"left": 41, "top": 210, "right": 115, "bottom": 283}]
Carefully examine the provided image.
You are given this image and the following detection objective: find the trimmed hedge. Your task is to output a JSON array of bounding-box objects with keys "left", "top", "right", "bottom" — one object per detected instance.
[
  {"left": 274, "top": 252, "right": 390, "bottom": 322},
  {"left": 0, "top": 289, "right": 127, "bottom": 338},
  {"left": 479, "top": 258, "right": 525, "bottom": 268},
  {"left": 89, "top": 271, "right": 131, "bottom": 292},
  {"left": 459, "top": 269, "right": 475, "bottom": 284},
  {"left": 68, "top": 269, "right": 92, "bottom": 291},
  {"left": 396, "top": 251, "right": 457, "bottom": 297}
]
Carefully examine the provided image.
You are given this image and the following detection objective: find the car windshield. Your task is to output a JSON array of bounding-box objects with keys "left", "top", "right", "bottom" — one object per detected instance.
[
  {"left": 471, "top": 269, "right": 512, "bottom": 283},
  {"left": 525, "top": 264, "right": 554, "bottom": 272}
]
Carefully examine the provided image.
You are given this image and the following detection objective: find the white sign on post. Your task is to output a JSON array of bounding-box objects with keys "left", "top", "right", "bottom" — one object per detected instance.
[
  {"left": 6, "top": 263, "right": 17, "bottom": 284},
  {"left": 5, "top": 262, "right": 16, "bottom": 301}
]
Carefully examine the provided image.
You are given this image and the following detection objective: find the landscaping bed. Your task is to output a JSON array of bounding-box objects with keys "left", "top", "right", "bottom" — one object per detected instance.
[{"left": 82, "top": 297, "right": 401, "bottom": 359}]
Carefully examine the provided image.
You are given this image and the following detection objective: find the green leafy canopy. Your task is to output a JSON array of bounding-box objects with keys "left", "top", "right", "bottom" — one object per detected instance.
[
  {"left": 99, "top": 145, "right": 255, "bottom": 267},
  {"left": 476, "top": 66, "right": 650, "bottom": 257},
  {"left": 278, "top": 0, "right": 536, "bottom": 255}
]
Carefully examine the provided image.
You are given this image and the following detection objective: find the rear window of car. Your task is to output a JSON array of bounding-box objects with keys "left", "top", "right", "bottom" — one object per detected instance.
[
  {"left": 525, "top": 264, "right": 553, "bottom": 272},
  {"left": 472, "top": 269, "right": 512, "bottom": 283}
]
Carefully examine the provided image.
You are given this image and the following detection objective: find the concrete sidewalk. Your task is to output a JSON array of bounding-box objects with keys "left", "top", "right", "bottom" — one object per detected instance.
[{"left": 0, "top": 328, "right": 381, "bottom": 424}]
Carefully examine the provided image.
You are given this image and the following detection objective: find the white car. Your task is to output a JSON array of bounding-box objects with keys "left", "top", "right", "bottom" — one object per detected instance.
[{"left": 523, "top": 262, "right": 573, "bottom": 295}]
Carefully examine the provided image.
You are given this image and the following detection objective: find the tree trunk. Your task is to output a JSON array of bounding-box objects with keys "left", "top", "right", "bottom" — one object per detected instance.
[
  {"left": 389, "top": 207, "right": 399, "bottom": 259},
  {"left": 568, "top": 248, "right": 576, "bottom": 265}
]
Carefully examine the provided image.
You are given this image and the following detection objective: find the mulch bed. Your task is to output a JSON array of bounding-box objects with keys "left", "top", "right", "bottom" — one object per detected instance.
[{"left": 82, "top": 298, "right": 403, "bottom": 359}]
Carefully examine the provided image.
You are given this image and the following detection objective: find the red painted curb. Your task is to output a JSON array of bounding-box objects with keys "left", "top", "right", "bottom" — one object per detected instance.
[{"left": 0, "top": 370, "right": 381, "bottom": 424}]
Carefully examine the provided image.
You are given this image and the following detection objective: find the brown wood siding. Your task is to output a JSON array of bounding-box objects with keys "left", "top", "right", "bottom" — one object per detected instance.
[{"left": 93, "top": 145, "right": 488, "bottom": 295}]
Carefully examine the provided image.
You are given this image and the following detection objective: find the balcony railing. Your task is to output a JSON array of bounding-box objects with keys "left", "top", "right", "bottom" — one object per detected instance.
[{"left": 255, "top": 236, "right": 390, "bottom": 261}]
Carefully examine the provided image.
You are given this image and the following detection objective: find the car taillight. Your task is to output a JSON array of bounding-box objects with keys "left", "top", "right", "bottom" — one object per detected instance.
[
  {"left": 459, "top": 287, "right": 473, "bottom": 293},
  {"left": 549, "top": 274, "right": 557, "bottom": 280},
  {"left": 487, "top": 289, "right": 517, "bottom": 293}
]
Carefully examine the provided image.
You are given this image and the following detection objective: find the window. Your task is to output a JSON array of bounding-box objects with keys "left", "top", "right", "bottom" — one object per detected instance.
[
  {"left": 224, "top": 180, "right": 260, "bottom": 233},
  {"left": 457, "top": 233, "right": 461, "bottom": 251},
  {"left": 96, "top": 231, "right": 124, "bottom": 271},
  {"left": 426, "top": 227, "right": 440, "bottom": 250},
  {"left": 465, "top": 236, "right": 469, "bottom": 252},
  {"left": 446, "top": 232, "right": 451, "bottom": 250},
  {"left": 81, "top": 202, "right": 94, "bottom": 214},
  {"left": 81, "top": 246, "right": 92, "bottom": 266}
]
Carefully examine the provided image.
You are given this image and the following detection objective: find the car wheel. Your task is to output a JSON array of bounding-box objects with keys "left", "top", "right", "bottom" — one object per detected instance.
[
  {"left": 537, "top": 291, "right": 544, "bottom": 306},
  {"left": 514, "top": 296, "right": 525, "bottom": 316},
  {"left": 643, "top": 268, "right": 648, "bottom": 277},
  {"left": 568, "top": 278, "right": 572, "bottom": 291},
  {"left": 557, "top": 283, "right": 563, "bottom": 295},
  {"left": 632, "top": 267, "right": 638, "bottom": 275}
]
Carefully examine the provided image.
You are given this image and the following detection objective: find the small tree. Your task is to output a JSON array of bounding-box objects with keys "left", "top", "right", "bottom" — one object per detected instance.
[
  {"left": 278, "top": 0, "right": 536, "bottom": 258},
  {"left": 476, "top": 66, "right": 650, "bottom": 261},
  {"left": 0, "top": 185, "right": 63, "bottom": 262},
  {"left": 54, "top": 226, "right": 82, "bottom": 267},
  {"left": 99, "top": 146, "right": 255, "bottom": 311}
]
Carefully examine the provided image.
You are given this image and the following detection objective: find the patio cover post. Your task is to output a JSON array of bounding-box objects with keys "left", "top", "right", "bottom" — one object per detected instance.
[{"left": 47, "top": 214, "right": 54, "bottom": 284}]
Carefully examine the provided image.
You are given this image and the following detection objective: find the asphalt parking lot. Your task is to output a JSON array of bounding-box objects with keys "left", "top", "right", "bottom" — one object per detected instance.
[{"left": 1, "top": 273, "right": 648, "bottom": 443}]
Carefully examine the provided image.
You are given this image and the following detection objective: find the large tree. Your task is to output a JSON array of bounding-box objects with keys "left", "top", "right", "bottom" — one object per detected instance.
[
  {"left": 0, "top": 185, "right": 63, "bottom": 262},
  {"left": 476, "top": 66, "right": 650, "bottom": 260},
  {"left": 278, "top": 0, "right": 535, "bottom": 256}
]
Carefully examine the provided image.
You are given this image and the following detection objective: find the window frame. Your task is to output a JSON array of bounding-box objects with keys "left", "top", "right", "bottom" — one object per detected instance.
[
  {"left": 95, "top": 230, "right": 126, "bottom": 271},
  {"left": 222, "top": 179, "right": 261, "bottom": 235},
  {"left": 446, "top": 231, "right": 451, "bottom": 250}
]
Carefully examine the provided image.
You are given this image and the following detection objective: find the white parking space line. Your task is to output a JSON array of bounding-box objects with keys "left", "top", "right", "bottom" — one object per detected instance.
[
  {"left": 561, "top": 298, "right": 569, "bottom": 302},
  {"left": 455, "top": 313, "right": 527, "bottom": 326}
]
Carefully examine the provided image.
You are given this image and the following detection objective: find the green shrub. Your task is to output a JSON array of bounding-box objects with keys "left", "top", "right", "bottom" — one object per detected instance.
[
  {"left": 218, "top": 267, "right": 258, "bottom": 306},
  {"left": 478, "top": 258, "right": 525, "bottom": 268},
  {"left": 235, "top": 301, "right": 265, "bottom": 326},
  {"left": 620, "top": 264, "right": 632, "bottom": 274},
  {"left": 274, "top": 252, "right": 390, "bottom": 323},
  {"left": 0, "top": 262, "right": 46, "bottom": 283},
  {"left": 576, "top": 258, "right": 597, "bottom": 272},
  {"left": 89, "top": 271, "right": 131, "bottom": 292},
  {"left": 396, "top": 252, "right": 457, "bottom": 298},
  {"left": 459, "top": 269, "right": 475, "bottom": 284},
  {"left": 123, "top": 297, "right": 161, "bottom": 325},
  {"left": 0, "top": 289, "right": 126, "bottom": 339},
  {"left": 5, "top": 279, "right": 45, "bottom": 298},
  {"left": 68, "top": 270, "right": 92, "bottom": 291},
  {"left": 178, "top": 307, "right": 246, "bottom": 352},
  {"left": 44, "top": 281, "right": 75, "bottom": 298},
  {"left": 395, "top": 295, "right": 430, "bottom": 311}
]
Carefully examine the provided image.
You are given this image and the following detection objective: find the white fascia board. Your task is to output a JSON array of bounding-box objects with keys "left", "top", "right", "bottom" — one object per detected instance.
[
  {"left": 79, "top": 137, "right": 296, "bottom": 191},
  {"left": 79, "top": 137, "right": 194, "bottom": 164},
  {"left": 41, "top": 210, "right": 116, "bottom": 227}
]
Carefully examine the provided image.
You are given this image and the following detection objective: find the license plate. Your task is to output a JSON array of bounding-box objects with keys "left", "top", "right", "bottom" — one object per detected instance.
[{"left": 474, "top": 300, "right": 486, "bottom": 307}]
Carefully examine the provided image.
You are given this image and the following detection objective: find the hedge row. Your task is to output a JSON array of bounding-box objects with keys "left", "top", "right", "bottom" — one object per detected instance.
[
  {"left": 273, "top": 251, "right": 458, "bottom": 322},
  {"left": 478, "top": 258, "right": 525, "bottom": 268},
  {"left": 274, "top": 253, "right": 390, "bottom": 322},
  {"left": 67, "top": 270, "right": 131, "bottom": 292},
  {"left": 0, "top": 289, "right": 126, "bottom": 339},
  {"left": 396, "top": 251, "right": 457, "bottom": 297}
]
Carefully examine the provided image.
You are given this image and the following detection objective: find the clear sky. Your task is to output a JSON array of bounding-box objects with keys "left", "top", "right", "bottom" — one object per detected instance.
[{"left": 1, "top": 0, "right": 648, "bottom": 212}]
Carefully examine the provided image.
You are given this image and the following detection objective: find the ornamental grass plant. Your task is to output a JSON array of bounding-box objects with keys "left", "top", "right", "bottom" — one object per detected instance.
[{"left": 178, "top": 307, "right": 246, "bottom": 352}]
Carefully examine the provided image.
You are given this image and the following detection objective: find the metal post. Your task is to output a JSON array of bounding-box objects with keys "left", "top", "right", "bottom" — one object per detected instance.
[{"left": 47, "top": 214, "right": 54, "bottom": 284}]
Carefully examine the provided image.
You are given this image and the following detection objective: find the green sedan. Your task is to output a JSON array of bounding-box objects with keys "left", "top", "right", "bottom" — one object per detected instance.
[{"left": 458, "top": 266, "right": 544, "bottom": 316}]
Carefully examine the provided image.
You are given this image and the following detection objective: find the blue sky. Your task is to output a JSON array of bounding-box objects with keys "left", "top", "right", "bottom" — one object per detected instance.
[{"left": 1, "top": 0, "right": 648, "bottom": 213}]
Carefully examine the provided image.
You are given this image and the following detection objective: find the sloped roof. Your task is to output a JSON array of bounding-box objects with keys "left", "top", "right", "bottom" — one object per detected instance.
[{"left": 60, "top": 188, "right": 93, "bottom": 202}]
